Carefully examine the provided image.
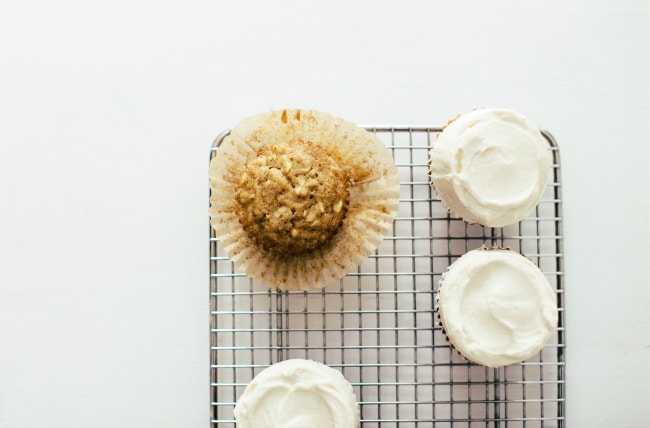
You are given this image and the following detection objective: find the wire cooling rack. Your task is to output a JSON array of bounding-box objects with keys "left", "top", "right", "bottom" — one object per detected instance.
[{"left": 209, "top": 126, "right": 566, "bottom": 427}]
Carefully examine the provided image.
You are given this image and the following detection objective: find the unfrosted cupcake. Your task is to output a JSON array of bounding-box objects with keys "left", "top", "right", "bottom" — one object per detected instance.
[
  {"left": 209, "top": 109, "right": 400, "bottom": 291},
  {"left": 234, "top": 359, "right": 360, "bottom": 428},
  {"left": 436, "top": 246, "right": 558, "bottom": 368},
  {"left": 428, "top": 108, "right": 549, "bottom": 227}
]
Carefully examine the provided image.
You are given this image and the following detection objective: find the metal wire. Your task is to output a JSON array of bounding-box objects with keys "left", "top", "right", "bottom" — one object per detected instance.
[{"left": 209, "top": 127, "right": 566, "bottom": 427}]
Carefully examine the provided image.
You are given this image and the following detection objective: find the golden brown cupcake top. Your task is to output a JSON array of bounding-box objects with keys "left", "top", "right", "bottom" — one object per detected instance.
[{"left": 234, "top": 140, "right": 349, "bottom": 255}]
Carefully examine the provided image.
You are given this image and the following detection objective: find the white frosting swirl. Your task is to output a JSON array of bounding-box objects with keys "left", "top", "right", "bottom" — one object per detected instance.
[
  {"left": 428, "top": 108, "right": 549, "bottom": 227},
  {"left": 233, "top": 359, "right": 360, "bottom": 428},
  {"left": 437, "top": 247, "right": 558, "bottom": 368}
]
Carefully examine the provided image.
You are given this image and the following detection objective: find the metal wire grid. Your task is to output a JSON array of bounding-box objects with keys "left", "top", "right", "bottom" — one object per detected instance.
[{"left": 209, "top": 127, "right": 565, "bottom": 427}]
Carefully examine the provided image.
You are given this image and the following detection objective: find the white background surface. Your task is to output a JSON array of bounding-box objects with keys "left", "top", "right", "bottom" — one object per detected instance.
[{"left": 1, "top": 0, "right": 648, "bottom": 426}]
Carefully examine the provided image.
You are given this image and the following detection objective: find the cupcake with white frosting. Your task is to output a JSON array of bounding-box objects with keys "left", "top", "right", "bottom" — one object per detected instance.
[
  {"left": 234, "top": 359, "right": 360, "bottom": 428},
  {"left": 436, "top": 246, "right": 558, "bottom": 368},
  {"left": 209, "top": 109, "right": 400, "bottom": 291},
  {"left": 428, "top": 108, "right": 549, "bottom": 228}
]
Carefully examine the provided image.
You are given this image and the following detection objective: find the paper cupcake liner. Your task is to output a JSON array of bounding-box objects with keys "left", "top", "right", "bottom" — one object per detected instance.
[{"left": 209, "top": 109, "right": 400, "bottom": 291}]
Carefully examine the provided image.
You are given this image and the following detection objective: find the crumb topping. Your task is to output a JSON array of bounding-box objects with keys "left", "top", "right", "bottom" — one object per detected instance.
[{"left": 235, "top": 141, "right": 349, "bottom": 255}]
